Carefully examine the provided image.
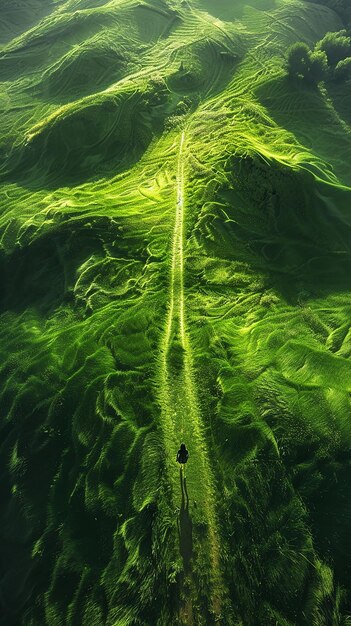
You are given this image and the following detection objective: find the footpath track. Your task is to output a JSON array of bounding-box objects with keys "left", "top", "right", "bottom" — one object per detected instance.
[{"left": 158, "top": 131, "right": 226, "bottom": 624}]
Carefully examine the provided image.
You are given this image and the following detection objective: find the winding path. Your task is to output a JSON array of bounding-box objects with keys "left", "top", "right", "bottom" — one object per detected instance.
[{"left": 158, "top": 131, "right": 226, "bottom": 623}]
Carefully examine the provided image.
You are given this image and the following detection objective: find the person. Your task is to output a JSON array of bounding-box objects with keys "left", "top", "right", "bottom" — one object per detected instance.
[{"left": 176, "top": 443, "right": 189, "bottom": 468}]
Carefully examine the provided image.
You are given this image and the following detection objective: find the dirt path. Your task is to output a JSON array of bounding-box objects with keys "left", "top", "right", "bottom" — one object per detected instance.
[{"left": 158, "top": 131, "right": 225, "bottom": 624}]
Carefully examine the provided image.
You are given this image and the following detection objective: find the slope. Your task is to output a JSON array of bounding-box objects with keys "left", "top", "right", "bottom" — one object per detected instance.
[{"left": 1, "top": 0, "right": 351, "bottom": 625}]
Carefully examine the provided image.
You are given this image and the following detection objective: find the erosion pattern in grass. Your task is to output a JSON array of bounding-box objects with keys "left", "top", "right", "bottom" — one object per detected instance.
[{"left": 1, "top": 0, "right": 351, "bottom": 625}]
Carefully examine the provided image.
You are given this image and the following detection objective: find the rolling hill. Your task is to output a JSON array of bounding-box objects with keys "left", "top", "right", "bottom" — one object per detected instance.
[{"left": 1, "top": 0, "right": 351, "bottom": 624}]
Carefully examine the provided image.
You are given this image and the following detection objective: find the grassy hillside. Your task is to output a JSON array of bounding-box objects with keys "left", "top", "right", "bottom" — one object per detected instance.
[{"left": 1, "top": 0, "right": 351, "bottom": 624}]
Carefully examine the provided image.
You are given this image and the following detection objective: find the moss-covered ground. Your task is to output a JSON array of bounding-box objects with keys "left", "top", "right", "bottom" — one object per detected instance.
[{"left": 1, "top": 0, "right": 351, "bottom": 624}]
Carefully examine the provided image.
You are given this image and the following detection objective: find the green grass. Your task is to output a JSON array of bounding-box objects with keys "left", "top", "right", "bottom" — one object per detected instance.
[{"left": 1, "top": 0, "right": 351, "bottom": 624}]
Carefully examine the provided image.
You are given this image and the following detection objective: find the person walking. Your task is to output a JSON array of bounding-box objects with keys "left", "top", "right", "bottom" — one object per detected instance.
[{"left": 176, "top": 443, "right": 189, "bottom": 471}]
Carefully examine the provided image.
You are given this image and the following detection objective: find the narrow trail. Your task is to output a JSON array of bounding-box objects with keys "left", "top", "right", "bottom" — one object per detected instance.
[{"left": 158, "top": 131, "right": 226, "bottom": 624}]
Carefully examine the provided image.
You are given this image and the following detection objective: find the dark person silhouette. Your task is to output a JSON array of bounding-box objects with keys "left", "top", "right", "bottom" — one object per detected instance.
[{"left": 176, "top": 443, "right": 189, "bottom": 469}]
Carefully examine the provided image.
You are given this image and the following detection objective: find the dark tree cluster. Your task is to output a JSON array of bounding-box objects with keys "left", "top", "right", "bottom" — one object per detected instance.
[
  {"left": 286, "top": 30, "right": 351, "bottom": 84},
  {"left": 286, "top": 42, "right": 328, "bottom": 84}
]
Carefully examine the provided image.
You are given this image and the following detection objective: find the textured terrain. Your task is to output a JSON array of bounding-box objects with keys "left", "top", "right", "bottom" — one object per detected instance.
[{"left": 1, "top": 0, "right": 351, "bottom": 624}]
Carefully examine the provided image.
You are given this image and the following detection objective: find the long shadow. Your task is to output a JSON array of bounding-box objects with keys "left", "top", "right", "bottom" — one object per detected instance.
[{"left": 178, "top": 469, "right": 193, "bottom": 573}]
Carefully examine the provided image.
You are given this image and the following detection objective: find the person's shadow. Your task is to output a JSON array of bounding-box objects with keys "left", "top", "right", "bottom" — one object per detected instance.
[{"left": 178, "top": 469, "right": 193, "bottom": 572}]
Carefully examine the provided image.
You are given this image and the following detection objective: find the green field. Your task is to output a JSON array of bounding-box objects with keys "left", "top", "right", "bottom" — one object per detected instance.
[{"left": 1, "top": 0, "right": 351, "bottom": 624}]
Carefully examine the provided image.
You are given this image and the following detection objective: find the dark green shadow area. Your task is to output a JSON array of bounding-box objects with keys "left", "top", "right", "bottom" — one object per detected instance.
[
  {"left": 3, "top": 93, "right": 160, "bottom": 189},
  {"left": 0, "top": 0, "right": 56, "bottom": 46},
  {"left": 0, "top": 216, "right": 145, "bottom": 315},
  {"left": 256, "top": 75, "right": 351, "bottom": 186},
  {"left": 325, "top": 79, "right": 351, "bottom": 127},
  {"left": 202, "top": 155, "right": 351, "bottom": 303}
]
